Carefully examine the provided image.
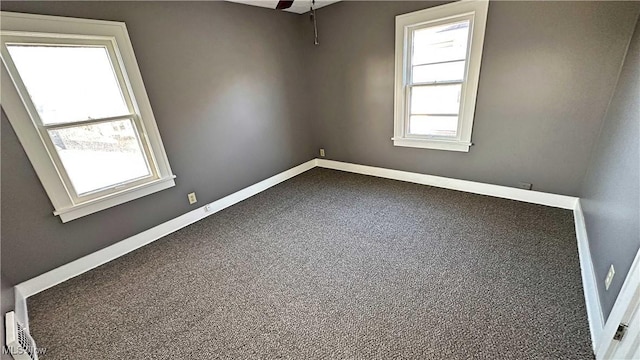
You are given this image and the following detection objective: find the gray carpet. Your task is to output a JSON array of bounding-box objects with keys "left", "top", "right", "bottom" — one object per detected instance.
[{"left": 28, "top": 168, "right": 593, "bottom": 359}]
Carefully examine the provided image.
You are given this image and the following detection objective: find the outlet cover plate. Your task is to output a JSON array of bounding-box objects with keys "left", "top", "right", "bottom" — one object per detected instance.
[
  {"left": 605, "top": 264, "right": 615, "bottom": 290},
  {"left": 518, "top": 182, "right": 532, "bottom": 190}
]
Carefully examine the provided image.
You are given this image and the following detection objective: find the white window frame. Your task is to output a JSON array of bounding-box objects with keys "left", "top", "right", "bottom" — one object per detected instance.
[
  {"left": 393, "top": 0, "right": 489, "bottom": 152},
  {"left": 1, "top": 12, "right": 176, "bottom": 222}
]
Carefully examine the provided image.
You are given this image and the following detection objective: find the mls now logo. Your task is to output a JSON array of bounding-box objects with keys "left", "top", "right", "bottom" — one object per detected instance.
[{"left": 3, "top": 344, "right": 47, "bottom": 357}]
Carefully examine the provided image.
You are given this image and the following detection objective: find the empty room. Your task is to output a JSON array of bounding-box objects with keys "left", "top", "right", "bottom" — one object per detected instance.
[{"left": 0, "top": 0, "right": 639, "bottom": 359}]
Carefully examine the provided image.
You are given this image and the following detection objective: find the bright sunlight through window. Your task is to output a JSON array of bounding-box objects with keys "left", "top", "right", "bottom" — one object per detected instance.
[
  {"left": 1, "top": 12, "right": 175, "bottom": 222},
  {"left": 8, "top": 45, "right": 152, "bottom": 195},
  {"left": 393, "top": 1, "right": 489, "bottom": 152}
]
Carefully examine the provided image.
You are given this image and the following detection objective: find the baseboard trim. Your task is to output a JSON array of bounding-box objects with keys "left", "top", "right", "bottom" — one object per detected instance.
[
  {"left": 16, "top": 158, "right": 579, "bottom": 299},
  {"left": 14, "top": 159, "right": 316, "bottom": 299},
  {"left": 13, "top": 158, "right": 585, "bottom": 333},
  {"left": 13, "top": 287, "right": 28, "bottom": 331},
  {"left": 316, "top": 159, "right": 578, "bottom": 209},
  {"left": 574, "top": 199, "right": 604, "bottom": 352}
]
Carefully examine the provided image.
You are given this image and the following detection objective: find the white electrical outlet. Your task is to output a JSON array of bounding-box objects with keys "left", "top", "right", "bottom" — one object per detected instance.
[
  {"left": 319, "top": 148, "right": 325, "bottom": 157},
  {"left": 605, "top": 264, "right": 615, "bottom": 290},
  {"left": 188, "top": 192, "right": 197, "bottom": 205}
]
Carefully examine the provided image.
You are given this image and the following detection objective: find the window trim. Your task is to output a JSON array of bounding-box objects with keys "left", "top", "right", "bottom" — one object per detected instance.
[
  {"left": 393, "top": 0, "right": 489, "bottom": 152},
  {"left": 2, "top": 34, "right": 160, "bottom": 202},
  {"left": 1, "top": 12, "right": 176, "bottom": 222}
]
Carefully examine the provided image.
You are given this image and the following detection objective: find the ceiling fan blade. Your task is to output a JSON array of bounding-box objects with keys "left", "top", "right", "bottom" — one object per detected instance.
[{"left": 276, "top": 0, "right": 294, "bottom": 10}]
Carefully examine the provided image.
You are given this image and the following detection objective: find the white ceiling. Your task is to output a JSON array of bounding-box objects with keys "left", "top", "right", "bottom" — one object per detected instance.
[{"left": 226, "top": 0, "right": 341, "bottom": 14}]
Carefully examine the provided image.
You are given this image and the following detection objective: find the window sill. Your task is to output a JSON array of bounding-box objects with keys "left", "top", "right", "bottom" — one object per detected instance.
[
  {"left": 392, "top": 137, "right": 471, "bottom": 152},
  {"left": 53, "top": 175, "right": 176, "bottom": 223}
]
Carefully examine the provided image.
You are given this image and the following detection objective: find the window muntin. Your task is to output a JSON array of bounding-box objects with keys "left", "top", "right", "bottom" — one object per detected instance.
[
  {"left": 393, "top": 1, "right": 489, "bottom": 152},
  {"left": 412, "top": 61, "right": 466, "bottom": 83},
  {"left": 1, "top": 12, "right": 176, "bottom": 222}
]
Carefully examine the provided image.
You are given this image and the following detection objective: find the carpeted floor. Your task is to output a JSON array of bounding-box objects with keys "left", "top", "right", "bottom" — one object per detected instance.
[{"left": 28, "top": 168, "right": 593, "bottom": 359}]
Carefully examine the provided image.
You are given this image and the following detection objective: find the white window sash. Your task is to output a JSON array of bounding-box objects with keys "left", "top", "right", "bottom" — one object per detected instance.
[
  {"left": 393, "top": 1, "right": 489, "bottom": 152},
  {"left": 403, "top": 85, "right": 463, "bottom": 142},
  {"left": 1, "top": 34, "right": 161, "bottom": 203},
  {"left": 1, "top": 12, "right": 176, "bottom": 222},
  {"left": 43, "top": 115, "right": 158, "bottom": 200}
]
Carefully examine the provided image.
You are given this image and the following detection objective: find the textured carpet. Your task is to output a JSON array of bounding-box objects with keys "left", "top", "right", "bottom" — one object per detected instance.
[{"left": 28, "top": 168, "right": 593, "bottom": 359}]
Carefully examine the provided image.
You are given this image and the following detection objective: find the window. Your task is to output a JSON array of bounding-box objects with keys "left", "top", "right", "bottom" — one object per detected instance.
[
  {"left": 393, "top": 1, "right": 489, "bottom": 152},
  {"left": 1, "top": 12, "right": 176, "bottom": 222}
]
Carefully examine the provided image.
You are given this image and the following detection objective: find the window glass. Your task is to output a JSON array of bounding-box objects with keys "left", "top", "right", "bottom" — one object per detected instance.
[
  {"left": 407, "top": 20, "right": 470, "bottom": 139},
  {"left": 7, "top": 45, "right": 129, "bottom": 124},
  {"left": 412, "top": 61, "right": 466, "bottom": 83},
  {"left": 410, "top": 85, "right": 462, "bottom": 115},
  {"left": 409, "top": 115, "right": 458, "bottom": 137},
  {"left": 412, "top": 20, "right": 470, "bottom": 66},
  {"left": 48, "top": 119, "right": 151, "bottom": 195}
]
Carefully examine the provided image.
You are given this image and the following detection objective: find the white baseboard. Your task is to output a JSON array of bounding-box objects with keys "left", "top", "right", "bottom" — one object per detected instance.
[
  {"left": 13, "top": 287, "right": 28, "bottom": 331},
  {"left": 15, "top": 158, "right": 579, "bottom": 299},
  {"left": 316, "top": 159, "right": 578, "bottom": 209},
  {"left": 574, "top": 199, "right": 604, "bottom": 351},
  {"left": 14, "top": 158, "right": 586, "bottom": 334},
  {"left": 14, "top": 159, "right": 316, "bottom": 299}
]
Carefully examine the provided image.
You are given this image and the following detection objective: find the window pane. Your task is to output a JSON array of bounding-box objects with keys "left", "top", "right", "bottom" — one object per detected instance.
[
  {"left": 7, "top": 45, "right": 129, "bottom": 124},
  {"left": 48, "top": 119, "right": 151, "bottom": 195},
  {"left": 409, "top": 115, "right": 458, "bottom": 137},
  {"left": 412, "top": 20, "right": 470, "bottom": 66},
  {"left": 412, "top": 60, "right": 466, "bottom": 83},
  {"left": 410, "top": 85, "right": 461, "bottom": 115}
]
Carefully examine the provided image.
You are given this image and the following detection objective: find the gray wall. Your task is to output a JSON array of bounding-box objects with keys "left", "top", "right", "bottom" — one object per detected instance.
[
  {"left": 1, "top": 275, "right": 14, "bottom": 360},
  {"left": 1, "top": 1, "right": 317, "bottom": 285},
  {"left": 580, "top": 17, "right": 640, "bottom": 321},
  {"left": 310, "top": 1, "right": 640, "bottom": 196},
  {"left": 2, "top": 1, "right": 640, "bottom": 323}
]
